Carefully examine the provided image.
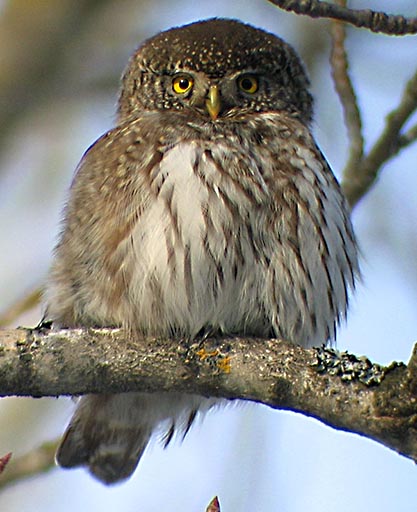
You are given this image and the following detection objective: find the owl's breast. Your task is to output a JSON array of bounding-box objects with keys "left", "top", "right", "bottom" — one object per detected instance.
[
  {"left": 120, "top": 128, "right": 358, "bottom": 347},
  {"left": 126, "top": 141, "right": 274, "bottom": 337}
]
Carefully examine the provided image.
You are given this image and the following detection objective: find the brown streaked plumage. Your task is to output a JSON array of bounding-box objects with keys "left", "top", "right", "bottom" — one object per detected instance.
[{"left": 45, "top": 18, "right": 359, "bottom": 484}]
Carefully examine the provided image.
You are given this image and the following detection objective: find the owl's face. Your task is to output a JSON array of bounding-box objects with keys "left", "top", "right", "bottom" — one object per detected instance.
[{"left": 118, "top": 18, "right": 313, "bottom": 125}]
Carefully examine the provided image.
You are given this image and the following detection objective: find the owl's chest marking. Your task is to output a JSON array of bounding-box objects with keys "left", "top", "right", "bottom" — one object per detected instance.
[
  {"left": 128, "top": 141, "right": 272, "bottom": 337},
  {"left": 120, "top": 135, "right": 356, "bottom": 345}
]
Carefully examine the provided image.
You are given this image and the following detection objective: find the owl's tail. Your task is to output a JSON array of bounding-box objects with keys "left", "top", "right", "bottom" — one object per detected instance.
[
  {"left": 56, "top": 392, "right": 218, "bottom": 484},
  {"left": 56, "top": 394, "right": 151, "bottom": 484}
]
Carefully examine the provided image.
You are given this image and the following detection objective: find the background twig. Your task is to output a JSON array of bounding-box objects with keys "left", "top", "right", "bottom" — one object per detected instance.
[
  {"left": 267, "top": 0, "right": 417, "bottom": 35},
  {"left": 330, "top": 0, "right": 364, "bottom": 181},
  {"left": 342, "top": 68, "right": 417, "bottom": 207},
  {"left": 0, "top": 288, "right": 42, "bottom": 328},
  {"left": 0, "top": 440, "right": 58, "bottom": 490}
]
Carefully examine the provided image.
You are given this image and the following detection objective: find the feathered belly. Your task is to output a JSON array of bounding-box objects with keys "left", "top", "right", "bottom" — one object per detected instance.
[
  {"left": 127, "top": 142, "right": 271, "bottom": 337},
  {"left": 105, "top": 140, "right": 356, "bottom": 348}
]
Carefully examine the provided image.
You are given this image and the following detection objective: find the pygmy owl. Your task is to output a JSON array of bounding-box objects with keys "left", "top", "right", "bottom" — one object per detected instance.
[{"left": 45, "top": 18, "right": 359, "bottom": 484}]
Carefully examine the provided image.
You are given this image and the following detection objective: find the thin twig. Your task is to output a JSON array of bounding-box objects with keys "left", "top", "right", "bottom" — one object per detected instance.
[
  {"left": 266, "top": 0, "right": 417, "bottom": 35},
  {"left": 342, "top": 68, "right": 417, "bottom": 207},
  {"left": 397, "top": 123, "right": 417, "bottom": 149},
  {"left": 330, "top": 0, "right": 364, "bottom": 180},
  {"left": 0, "top": 287, "right": 42, "bottom": 328},
  {"left": 0, "top": 440, "right": 58, "bottom": 490}
]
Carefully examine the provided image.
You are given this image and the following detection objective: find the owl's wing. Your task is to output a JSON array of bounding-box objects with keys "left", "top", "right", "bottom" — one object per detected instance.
[{"left": 45, "top": 117, "right": 162, "bottom": 329}]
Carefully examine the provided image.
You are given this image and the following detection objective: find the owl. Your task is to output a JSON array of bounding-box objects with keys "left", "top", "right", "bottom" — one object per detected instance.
[{"left": 45, "top": 18, "right": 359, "bottom": 484}]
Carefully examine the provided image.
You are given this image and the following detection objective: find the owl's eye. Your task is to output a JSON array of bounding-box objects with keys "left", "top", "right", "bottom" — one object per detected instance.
[
  {"left": 172, "top": 75, "right": 194, "bottom": 94},
  {"left": 237, "top": 74, "right": 259, "bottom": 94}
]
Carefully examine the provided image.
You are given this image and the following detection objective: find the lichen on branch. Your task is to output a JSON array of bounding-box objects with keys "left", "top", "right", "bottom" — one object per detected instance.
[{"left": 1, "top": 327, "right": 417, "bottom": 464}]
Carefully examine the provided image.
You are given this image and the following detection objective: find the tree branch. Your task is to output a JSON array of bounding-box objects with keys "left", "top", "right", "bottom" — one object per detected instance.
[
  {"left": 1, "top": 327, "right": 417, "bottom": 464},
  {"left": 266, "top": 0, "right": 417, "bottom": 35},
  {"left": 397, "top": 122, "right": 417, "bottom": 149},
  {"left": 330, "top": 0, "right": 364, "bottom": 181},
  {"left": 342, "top": 67, "right": 417, "bottom": 207}
]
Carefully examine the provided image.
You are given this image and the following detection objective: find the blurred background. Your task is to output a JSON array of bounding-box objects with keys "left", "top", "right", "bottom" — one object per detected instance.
[{"left": 0, "top": 0, "right": 416, "bottom": 510}]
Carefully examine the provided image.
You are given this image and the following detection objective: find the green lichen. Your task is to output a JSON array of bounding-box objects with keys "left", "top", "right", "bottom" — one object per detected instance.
[{"left": 312, "top": 346, "right": 403, "bottom": 386}]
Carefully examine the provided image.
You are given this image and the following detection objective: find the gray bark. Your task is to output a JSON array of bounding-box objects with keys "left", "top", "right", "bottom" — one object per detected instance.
[{"left": 0, "top": 327, "right": 416, "bottom": 462}]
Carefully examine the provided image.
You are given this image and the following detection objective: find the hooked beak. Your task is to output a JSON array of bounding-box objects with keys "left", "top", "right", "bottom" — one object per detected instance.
[{"left": 205, "top": 85, "right": 221, "bottom": 120}]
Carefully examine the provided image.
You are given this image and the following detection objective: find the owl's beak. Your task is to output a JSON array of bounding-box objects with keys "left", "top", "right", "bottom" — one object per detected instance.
[{"left": 205, "top": 86, "right": 221, "bottom": 120}]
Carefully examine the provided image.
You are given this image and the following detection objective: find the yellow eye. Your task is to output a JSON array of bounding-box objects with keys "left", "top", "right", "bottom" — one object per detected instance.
[
  {"left": 172, "top": 75, "right": 194, "bottom": 94},
  {"left": 238, "top": 74, "right": 259, "bottom": 94}
]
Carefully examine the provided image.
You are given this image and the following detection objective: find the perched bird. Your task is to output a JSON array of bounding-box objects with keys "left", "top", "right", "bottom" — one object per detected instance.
[{"left": 45, "top": 18, "right": 359, "bottom": 484}]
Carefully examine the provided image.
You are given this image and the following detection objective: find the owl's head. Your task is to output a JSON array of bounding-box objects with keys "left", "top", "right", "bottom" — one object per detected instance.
[{"left": 118, "top": 18, "right": 313, "bottom": 125}]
